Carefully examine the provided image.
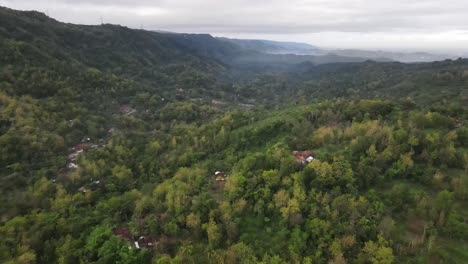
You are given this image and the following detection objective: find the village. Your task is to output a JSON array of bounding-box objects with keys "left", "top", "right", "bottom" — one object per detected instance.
[
  {"left": 109, "top": 150, "right": 316, "bottom": 249},
  {"left": 61, "top": 100, "right": 317, "bottom": 250},
  {"left": 54, "top": 103, "right": 139, "bottom": 190}
]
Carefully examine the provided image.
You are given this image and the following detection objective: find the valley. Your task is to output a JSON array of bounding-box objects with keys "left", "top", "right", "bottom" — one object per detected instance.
[{"left": 0, "top": 6, "right": 467, "bottom": 264}]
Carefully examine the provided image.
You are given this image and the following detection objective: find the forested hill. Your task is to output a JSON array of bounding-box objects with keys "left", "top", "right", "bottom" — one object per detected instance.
[
  {"left": 287, "top": 59, "right": 468, "bottom": 104},
  {"left": 0, "top": 6, "right": 387, "bottom": 77},
  {"left": 1, "top": 6, "right": 468, "bottom": 264},
  {"left": 0, "top": 7, "right": 231, "bottom": 86}
]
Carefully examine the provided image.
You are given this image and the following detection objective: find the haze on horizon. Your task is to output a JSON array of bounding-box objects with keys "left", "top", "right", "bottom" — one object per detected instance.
[{"left": 2, "top": 0, "right": 468, "bottom": 55}]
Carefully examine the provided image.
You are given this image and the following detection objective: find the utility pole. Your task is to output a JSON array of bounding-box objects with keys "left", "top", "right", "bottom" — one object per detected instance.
[{"left": 100, "top": 16, "right": 104, "bottom": 25}]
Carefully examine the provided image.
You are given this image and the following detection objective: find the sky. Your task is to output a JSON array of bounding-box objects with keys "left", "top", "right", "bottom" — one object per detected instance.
[{"left": 2, "top": 0, "right": 468, "bottom": 54}]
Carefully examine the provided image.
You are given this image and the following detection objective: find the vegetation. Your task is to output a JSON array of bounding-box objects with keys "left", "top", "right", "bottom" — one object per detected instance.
[{"left": 1, "top": 6, "right": 468, "bottom": 264}]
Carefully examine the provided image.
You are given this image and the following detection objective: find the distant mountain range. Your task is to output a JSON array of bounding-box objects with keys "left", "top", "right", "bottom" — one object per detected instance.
[
  {"left": 219, "top": 37, "right": 459, "bottom": 63},
  {"left": 325, "top": 49, "right": 458, "bottom": 63},
  {"left": 218, "top": 38, "right": 321, "bottom": 55}
]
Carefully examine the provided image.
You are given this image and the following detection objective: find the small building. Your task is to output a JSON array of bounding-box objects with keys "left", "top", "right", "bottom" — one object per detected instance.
[
  {"left": 72, "top": 143, "right": 93, "bottom": 152},
  {"left": 214, "top": 171, "right": 227, "bottom": 181},
  {"left": 67, "top": 162, "right": 79, "bottom": 169},
  {"left": 112, "top": 228, "right": 157, "bottom": 250},
  {"left": 112, "top": 228, "right": 132, "bottom": 240},
  {"left": 136, "top": 236, "right": 156, "bottom": 249},
  {"left": 292, "top": 151, "right": 315, "bottom": 165},
  {"left": 120, "top": 105, "right": 136, "bottom": 115},
  {"left": 238, "top": 103, "right": 255, "bottom": 108},
  {"left": 212, "top": 100, "right": 226, "bottom": 105},
  {"left": 120, "top": 105, "right": 131, "bottom": 114},
  {"left": 214, "top": 171, "right": 227, "bottom": 189}
]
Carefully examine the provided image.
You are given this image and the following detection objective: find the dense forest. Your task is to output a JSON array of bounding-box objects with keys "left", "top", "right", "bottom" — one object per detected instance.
[{"left": 1, "top": 6, "right": 468, "bottom": 264}]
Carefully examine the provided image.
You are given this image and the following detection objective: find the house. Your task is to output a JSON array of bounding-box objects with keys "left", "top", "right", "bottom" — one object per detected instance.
[
  {"left": 112, "top": 228, "right": 132, "bottom": 240},
  {"left": 212, "top": 100, "right": 226, "bottom": 105},
  {"left": 71, "top": 143, "right": 93, "bottom": 153},
  {"left": 292, "top": 151, "right": 315, "bottom": 164},
  {"left": 67, "top": 162, "right": 79, "bottom": 169},
  {"left": 238, "top": 103, "right": 255, "bottom": 108},
  {"left": 176, "top": 88, "right": 186, "bottom": 100},
  {"left": 68, "top": 152, "right": 79, "bottom": 162},
  {"left": 214, "top": 171, "right": 227, "bottom": 189},
  {"left": 214, "top": 171, "right": 227, "bottom": 181},
  {"left": 68, "top": 151, "right": 82, "bottom": 162},
  {"left": 112, "top": 228, "right": 156, "bottom": 250},
  {"left": 120, "top": 105, "right": 136, "bottom": 115},
  {"left": 120, "top": 105, "right": 131, "bottom": 114},
  {"left": 136, "top": 236, "right": 156, "bottom": 249},
  {"left": 68, "top": 150, "right": 82, "bottom": 157}
]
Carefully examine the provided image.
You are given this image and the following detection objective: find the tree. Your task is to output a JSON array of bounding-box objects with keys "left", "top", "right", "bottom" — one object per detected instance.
[
  {"left": 205, "top": 218, "right": 222, "bottom": 248},
  {"left": 356, "top": 236, "right": 394, "bottom": 264},
  {"left": 433, "top": 190, "right": 455, "bottom": 226},
  {"left": 186, "top": 213, "right": 201, "bottom": 237},
  {"left": 112, "top": 165, "right": 133, "bottom": 190},
  {"left": 56, "top": 235, "right": 80, "bottom": 264},
  {"left": 225, "top": 243, "right": 257, "bottom": 264}
]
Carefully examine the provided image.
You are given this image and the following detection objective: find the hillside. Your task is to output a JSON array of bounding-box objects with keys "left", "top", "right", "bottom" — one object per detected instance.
[
  {"left": 0, "top": 6, "right": 468, "bottom": 264},
  {"left": 289, "top": 60, "right": 468, "bottom": 103}
]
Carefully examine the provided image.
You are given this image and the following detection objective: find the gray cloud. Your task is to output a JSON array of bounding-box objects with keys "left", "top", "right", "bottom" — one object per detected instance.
[{"left": 2, "top": 0, "right": 468, "bottom": 53}]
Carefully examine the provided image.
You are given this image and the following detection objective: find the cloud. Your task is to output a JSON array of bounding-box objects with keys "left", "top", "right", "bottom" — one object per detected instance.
[{"left": 2, "top": 0, "right": 468, "bottom": 52}]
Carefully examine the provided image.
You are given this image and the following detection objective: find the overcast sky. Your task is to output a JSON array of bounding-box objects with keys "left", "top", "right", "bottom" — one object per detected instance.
[{"left": 2, "top": 0, "right": 468, "bottom": 54}]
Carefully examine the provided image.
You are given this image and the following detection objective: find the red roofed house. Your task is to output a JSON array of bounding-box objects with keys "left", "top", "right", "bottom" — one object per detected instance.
[
  {"left": 136, "top": 236, "right": 156, "bottom": 249},
  {"left": 72, "top": 143, "right": 93, "bottom": 152},
  {"left": 292, "top": 151, "right": 315, "bottom": 164},
  {"left": 112, "top": 227, "right": 132, "bottom": 240}
]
